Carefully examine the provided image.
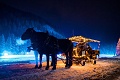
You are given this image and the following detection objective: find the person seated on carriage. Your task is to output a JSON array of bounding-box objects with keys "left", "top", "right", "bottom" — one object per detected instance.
[
  {"left": 85, "top": 44, "right": 94, "bottom": 59},
  {"left": 77, "top": 43, "right": 92, "bottom": 57},
  {"left": 83, "top": 43, "right": 92, "bottom": 54},
  {"left": 86, "top": 44, "right": 92, "bottom": 51}
]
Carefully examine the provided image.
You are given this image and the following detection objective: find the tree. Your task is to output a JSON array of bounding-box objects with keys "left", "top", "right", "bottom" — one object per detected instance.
[
  {"left": 11, "top": 34, "right": 17, "bottom": 54},
  {"left": 116, "top": 38, "right": 120, "bottom": 56},
  {"left": 0, "top": 34, "right": 6, "bottom": 55},
  {"left": 6, "top": 35, "right": 12, "bottom": 52}
]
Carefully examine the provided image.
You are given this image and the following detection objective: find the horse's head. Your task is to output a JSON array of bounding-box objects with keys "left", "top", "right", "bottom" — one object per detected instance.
[{"left": 21, "top": 28, "right": 36, "bottom": 40}]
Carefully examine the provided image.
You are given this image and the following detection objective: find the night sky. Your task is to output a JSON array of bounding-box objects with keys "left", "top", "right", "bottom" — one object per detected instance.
[{"left": 1, "top": 0, "right": 120, "bottom": 45}]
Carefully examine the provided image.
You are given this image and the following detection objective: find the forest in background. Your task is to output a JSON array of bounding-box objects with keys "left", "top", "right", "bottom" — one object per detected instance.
[
  {"left": 0, "top": 2, "right": 117, "bottom": 56},
  {"left": 0, "top": 2, "right": 65, "bottom": 56}
]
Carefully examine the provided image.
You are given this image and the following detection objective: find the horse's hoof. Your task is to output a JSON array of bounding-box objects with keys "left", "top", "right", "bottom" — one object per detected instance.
[
  {"left": 65, "top": 67, "right": 69, "bottom": 69},
  {"left": 52, "top": 66, "right": 56, "bottom": 70},
  {"left": 45, "top": 67, "right": 49, "bottom": 70},
  {"left": 38, "top": 67, "right": 41, "bottom": 69},
  {"left": 68, "top": 66, "right": 71, "bottom": 68},
  {"left": 34, "top": 65, "right": 38, "bottom": 69},
  {"left": 38, "top": 65, "right": 42, "bottom": 69},
  {"left": 65, "top": 65, "right": 71, "bottom": 69},
  {"left": 65, "top": 65, "right": 67, "bottom": 68},
  {"left": 52, "top": 68, "right": 56, "bottom": 70}
]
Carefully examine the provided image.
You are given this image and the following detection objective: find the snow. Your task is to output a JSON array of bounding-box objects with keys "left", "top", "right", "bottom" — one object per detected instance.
[
  {"left": 0, "top": 53, "right": 116, "bottom": 62},
  {"left": 0, "top": 59, "right": 120, "bottom": 80},
  {"left": 0, "top": 55, "right": 46, "bottom": 62},
  {"left": 0, "top": 54, "right": 120, "bottom": 80},
  {"left": 99, "top": 54, "right": 115, "bottom": 58},
  {"left": 0, "top": 55, "right": 35, "bottom": 62}
]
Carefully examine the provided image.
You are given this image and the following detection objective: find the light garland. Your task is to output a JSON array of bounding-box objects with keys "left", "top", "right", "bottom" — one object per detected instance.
[{"left": 69, "top": 35, "right": 100, "bottom": 50}]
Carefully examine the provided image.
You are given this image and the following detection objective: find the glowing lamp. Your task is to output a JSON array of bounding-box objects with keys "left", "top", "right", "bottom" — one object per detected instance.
[{"left": 4, "top": 53, "right": 8, "bottom": 56}]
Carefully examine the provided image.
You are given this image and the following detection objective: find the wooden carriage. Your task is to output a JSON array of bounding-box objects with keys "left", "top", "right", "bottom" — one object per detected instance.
[{"left": 69, "top": 36, "right": 100, "bottom": 66}]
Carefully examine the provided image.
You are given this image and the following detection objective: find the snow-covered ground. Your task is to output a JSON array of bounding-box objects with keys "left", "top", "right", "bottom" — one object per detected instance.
[
  {"left": 0, "top": 53, "right": 116, "bottom": 62},
  {"left": 0, "top": 54, "right": 120, "bottom": 80},
  {"left": 99, "top": 54, "right": 115, "bottom": 58},
  {"left": 0, "top": 55, "right": 45, "bottom": 63},
  {"left": 0, "top": 58, "right": 120, "bottom": 80}
]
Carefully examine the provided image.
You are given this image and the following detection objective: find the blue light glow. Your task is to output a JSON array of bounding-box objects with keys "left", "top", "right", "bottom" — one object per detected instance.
[
  {"left": 2, "top": 50, "right": 12, "bottom": 56},
  {"left": 16, "top": 38, "right": 27, "bottom": 45},
  {"left": 3, "top": 53, "right": 8, "bottom": 56},
  {"left": 100, "top": 43, "right": 116, "bottom": 56},
  {"left": 99, "top": 54, "right": 114, "bottom": 58},
  {"left": 26, "top": 50, "right": 34, "bottom": 55}
]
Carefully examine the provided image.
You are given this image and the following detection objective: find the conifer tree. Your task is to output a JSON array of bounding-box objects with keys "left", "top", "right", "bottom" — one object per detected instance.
[
  {"left": 6, "top": 35, "right": 12, "bottom": 52},
  {"left": 1, "top": 34, "right": 6, "bottom": 51}
]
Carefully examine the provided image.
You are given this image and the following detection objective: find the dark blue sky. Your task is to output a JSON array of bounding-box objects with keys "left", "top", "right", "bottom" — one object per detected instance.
[{"left": 1, "top": 0, "right": 120, "bottom": 45}]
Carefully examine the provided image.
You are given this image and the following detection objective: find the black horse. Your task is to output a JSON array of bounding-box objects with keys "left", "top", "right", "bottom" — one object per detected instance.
[{"left": 21, "top": 28, "right": 73, "bottom": 70}]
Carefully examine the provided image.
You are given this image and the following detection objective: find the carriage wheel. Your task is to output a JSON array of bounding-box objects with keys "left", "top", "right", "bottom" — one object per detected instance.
[
  {"left": 92, "top": 60, "right": 96, "bottom": 65},
  {"left": 81, "top": 60, "right": 85, "bottom": 66}
]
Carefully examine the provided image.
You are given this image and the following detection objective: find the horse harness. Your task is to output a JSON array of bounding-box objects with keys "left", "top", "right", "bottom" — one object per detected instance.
[{"left": 30, "top": 34, "right": 59, "bottom": 51}]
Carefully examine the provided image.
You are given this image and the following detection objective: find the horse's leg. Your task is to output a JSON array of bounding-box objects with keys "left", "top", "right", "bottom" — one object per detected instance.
[
  {"left": 69, "top": 51, "right": 73, "bottom": 67},
  {"left": 65, "top": 52, "right": 69, "bottom": 68},
  {"left": 51, "top": 59, "right": 53, "bottom": 66},
  {"left": 51, "top": 53, "right": 57, "bottom": 66},
  {"left": 55, "top": 54, "right": 57, "bottom": 65},
  {"left": 45, "top": 54, "right": 49, "bottom": 70},
  {"left": 38, "top": 53, "right": 43, "bottom": 69},
  {"left": 67, "top": 45, "right": 73, "bottom": 68},
  {"left": 51, "top": 54, "right": 57, "bottom": 70},
  {"left": 34, "top": 50, "right": 38, "bottom": 69}
]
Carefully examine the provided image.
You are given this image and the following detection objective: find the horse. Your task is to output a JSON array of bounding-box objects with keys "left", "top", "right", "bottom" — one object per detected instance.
[{"left": 21, "top": 28, "right": 73, "bottom": 70}]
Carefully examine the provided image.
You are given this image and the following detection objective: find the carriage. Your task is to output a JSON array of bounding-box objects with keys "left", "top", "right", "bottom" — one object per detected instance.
[
  {"left": 69, "top": 36, "right": 100, "bottom": 66},
  {"left": 60, "top": 36, "right": 100, "bottom": 66}
]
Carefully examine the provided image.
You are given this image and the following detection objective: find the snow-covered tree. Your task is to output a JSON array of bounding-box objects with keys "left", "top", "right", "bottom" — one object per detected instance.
[
  {"left": 6, "top": 35, "right": 12, "bottom": 52},
  {"left": 0, "top": 34, "right": 6, "bottom": 55},
  {"left": 10, "top": 34, "right": 17, "bottom": 54},
  {"left": 116, "top": 38, "right": 120, "bottom": 56}
]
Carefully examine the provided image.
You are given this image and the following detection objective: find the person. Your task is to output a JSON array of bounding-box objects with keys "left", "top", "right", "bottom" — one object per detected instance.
[{"left": 85, "top": 43, "right": 92, "bottom": 51}]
